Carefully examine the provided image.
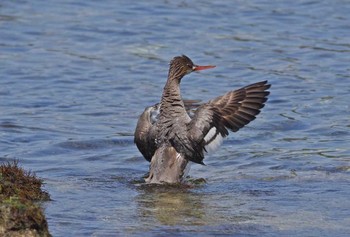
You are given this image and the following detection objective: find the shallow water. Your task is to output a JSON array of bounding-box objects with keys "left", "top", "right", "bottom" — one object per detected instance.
[{"left": 1, "top": 0, "right": 350, "bottom": 236}]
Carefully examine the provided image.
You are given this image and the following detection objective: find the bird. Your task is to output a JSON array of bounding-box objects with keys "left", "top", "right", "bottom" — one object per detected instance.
[{"left": 134, "top": 55, "right": 270, "bottom": 184}]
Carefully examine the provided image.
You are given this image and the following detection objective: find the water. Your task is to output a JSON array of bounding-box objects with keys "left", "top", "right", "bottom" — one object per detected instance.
[{"left": 1, "top": 0, "right": 350, "bottom": 236}]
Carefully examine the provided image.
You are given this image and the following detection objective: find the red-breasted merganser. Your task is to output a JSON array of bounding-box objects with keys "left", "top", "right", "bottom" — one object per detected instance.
[{"left": 135, "top": 55, "right": 270, "bottom": 184}]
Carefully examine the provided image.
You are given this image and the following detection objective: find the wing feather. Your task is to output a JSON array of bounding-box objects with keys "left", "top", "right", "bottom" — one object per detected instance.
[
  {"left": 134, "top": 100, "right": 202, "bottom": 162},
  {"left": 187, "top": 80, "right": 270, "bottom": 164}
]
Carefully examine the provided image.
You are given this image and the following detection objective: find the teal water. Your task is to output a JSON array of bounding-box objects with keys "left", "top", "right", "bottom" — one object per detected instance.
[{"left": 1, "top": 1, "right": 349, "bottom": 236}]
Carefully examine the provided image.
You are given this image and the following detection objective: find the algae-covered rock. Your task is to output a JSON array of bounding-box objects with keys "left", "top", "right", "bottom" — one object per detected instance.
[{"left": 0, "top": 161, "right": 51, "bottom": 237}]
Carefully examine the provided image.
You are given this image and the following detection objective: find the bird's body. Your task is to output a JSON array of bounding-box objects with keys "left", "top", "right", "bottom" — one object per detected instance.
[{"left": 134, "top": 55, "right": 270, "bottom": 184}]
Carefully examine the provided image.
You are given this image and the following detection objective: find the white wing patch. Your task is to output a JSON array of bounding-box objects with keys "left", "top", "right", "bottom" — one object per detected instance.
[
  {"left": 149, "top": 104, "right": 160, "bottom": 124},
  {"left": 204, "top": 127, "right": 224, "bottom": 153}
]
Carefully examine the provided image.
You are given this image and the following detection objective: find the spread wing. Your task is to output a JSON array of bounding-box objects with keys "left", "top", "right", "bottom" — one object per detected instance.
[
  {"left": 134, "top": 100, "right": 201, "bottom": 162},
  {"left": 187, "top": 80, "right": 271, "bottom": 164}
]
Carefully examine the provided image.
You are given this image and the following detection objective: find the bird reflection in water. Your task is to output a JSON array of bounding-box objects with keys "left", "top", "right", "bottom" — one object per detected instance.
[{"left": 135, "top": 185, "right": 206, "bottom": 226}]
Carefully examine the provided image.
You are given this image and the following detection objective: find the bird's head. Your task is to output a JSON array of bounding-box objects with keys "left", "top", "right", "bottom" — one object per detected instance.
[{"left": 168, "top": 55, "right": 215, "bottom": 80}]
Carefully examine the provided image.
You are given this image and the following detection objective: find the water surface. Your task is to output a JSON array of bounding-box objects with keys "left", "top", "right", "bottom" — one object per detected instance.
[{"left": 1, "top": 0, "right": 349, "bottom": 236}]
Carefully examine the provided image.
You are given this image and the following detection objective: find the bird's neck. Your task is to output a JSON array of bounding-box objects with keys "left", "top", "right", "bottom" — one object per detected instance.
[{"left": 160, "top": 76, "right": 186, "bottom": 117}]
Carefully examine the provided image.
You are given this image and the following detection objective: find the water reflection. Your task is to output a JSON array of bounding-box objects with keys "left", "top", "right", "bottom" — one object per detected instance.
[{"left": 136, "top": 185, "right": 206, "bottom": 226}]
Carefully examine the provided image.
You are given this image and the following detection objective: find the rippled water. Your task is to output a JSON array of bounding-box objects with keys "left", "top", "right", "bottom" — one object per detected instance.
[{"left": 1, "top": 0, "right": 350, "bottom": 236}]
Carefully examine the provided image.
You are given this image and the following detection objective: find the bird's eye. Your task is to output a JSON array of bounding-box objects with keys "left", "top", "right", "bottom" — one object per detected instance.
[{"left": 187, "top": 63, "right": 192, "bottom": 68}]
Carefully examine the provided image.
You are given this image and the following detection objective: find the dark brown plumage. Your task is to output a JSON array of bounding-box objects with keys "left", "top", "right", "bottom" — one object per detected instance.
[{"left": 134, "top": 55, "right": 270, "bottom": 183}]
